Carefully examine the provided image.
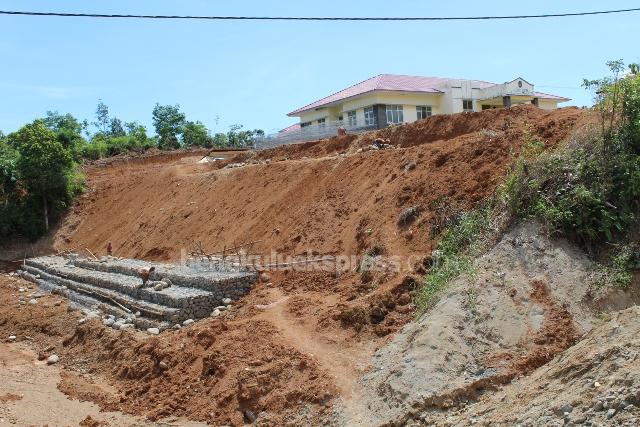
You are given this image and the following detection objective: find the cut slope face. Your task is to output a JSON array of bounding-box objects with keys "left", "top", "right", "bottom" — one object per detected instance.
[
  {"left": 54, "top": 106, "right": 584, "bottom": 264},
  {"left": 345, "top": 222, "right": 605, "bottom": 426},
  {"left": 413, "top": 306, "right": 640, "bottom": 426}
]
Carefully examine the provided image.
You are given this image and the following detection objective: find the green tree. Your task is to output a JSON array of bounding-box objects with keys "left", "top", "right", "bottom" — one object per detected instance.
[
  {"left": 93, "top": 99, "right": 111, "bottom": 134},
  {"left": 109, "top": 117, "right": 126, "bottom": 137},
  {"left": 152, "top": 103, "right": 186, "bottom": 150},
  {"left": 43, "top": 111, "right": 88, "bottom": 161},
  {"left": 227, "top": 124, "right": 264, "bottom": 148},
  {"left": 211, "top": 133, "right": 229, "bottom": 147},
  {"left": 9, "top": 120, "right": 82, "bottom": 232},
  {"left": 182, "top": 121, "right": 210, "bottom": 147},
  {"left": 0, "top": 137, "right": 18, "bottom": 206}
]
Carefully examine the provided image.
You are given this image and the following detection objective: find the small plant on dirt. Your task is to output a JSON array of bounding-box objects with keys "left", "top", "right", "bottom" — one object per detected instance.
[
  {"left": 463, "top": 286, "right": 479, "bottom": 313},
  {"left": 602, "top": 243, "right": 639, "bottom": 289},
  {"left": 416, "top": 206, "right": 500, "bottom": 313}
]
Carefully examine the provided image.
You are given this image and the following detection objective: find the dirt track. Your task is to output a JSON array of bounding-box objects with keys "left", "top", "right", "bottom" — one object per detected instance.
[{"left": 1, "top": 105, "right": 605, "bottom": 426}]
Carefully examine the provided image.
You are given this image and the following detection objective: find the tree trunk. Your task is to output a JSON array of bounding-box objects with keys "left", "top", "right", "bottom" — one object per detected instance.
[{"left": 42, "top": 193, "right": 49, "bottom": 232}]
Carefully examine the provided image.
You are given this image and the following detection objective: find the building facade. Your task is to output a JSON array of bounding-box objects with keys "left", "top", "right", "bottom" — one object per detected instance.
[{"left": 287, "top": 74, "right": 570, "bottom": 130}]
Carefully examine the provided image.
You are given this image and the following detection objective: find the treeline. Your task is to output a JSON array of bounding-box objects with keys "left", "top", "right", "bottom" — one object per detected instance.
[{"left": 0, "top": 101, "right": 264, "bottom": 239}]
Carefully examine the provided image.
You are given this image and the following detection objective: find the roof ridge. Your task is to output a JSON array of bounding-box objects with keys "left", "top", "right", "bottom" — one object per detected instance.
[{"left": 287, "top": 74, "right": 382, "bottom": 116}]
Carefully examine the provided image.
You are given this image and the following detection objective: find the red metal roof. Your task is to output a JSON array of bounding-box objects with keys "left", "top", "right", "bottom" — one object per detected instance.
[{"left": 288, "top": 74, "right": 569, "bottom": 116}]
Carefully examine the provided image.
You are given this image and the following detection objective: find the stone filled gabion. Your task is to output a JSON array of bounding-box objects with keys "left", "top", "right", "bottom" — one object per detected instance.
[{"left": 20, "top": 255, "right": 257, "bottom": 329}]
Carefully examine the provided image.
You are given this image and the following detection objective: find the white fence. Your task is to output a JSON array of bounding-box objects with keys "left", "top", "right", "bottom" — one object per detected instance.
[{"left": 255, "top": 119, "right": 378, "bottom": 150}]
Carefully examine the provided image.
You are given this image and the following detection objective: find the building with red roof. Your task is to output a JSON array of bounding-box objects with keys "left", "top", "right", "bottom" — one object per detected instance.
[{"left": 286, "top": 74, "right": 569, "bottom": 131}]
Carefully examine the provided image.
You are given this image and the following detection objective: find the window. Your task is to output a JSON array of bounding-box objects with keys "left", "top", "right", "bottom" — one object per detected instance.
[
  {"left": 416, "top": 105, "right": 432, "bottom": 120},
  {"left": 386, "top": 105, "right": 404, "bottom": 124},
  {"left": 364, "top": 106, "right": 376, "bottom": 126},
  {"left": 317, "top": 118, "right": 326, "bottom": 127},
  {"left": 462, "top": 100, "right": 474, "bottom": 112},
  {"left": 347, "top": 110, "right": 357, "bottom": 126},
  {"left": 301, "top": 121, "right": 312, "bottom": 128}
]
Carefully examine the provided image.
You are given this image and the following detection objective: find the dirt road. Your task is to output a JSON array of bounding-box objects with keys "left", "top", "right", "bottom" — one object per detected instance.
[{"left": 0, "top": 343, "right": 206, "bottom": 427}]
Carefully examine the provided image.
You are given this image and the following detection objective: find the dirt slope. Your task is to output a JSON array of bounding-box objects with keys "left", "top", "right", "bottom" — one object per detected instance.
[
  {"left": 54, "top": 105, "right": 584, "bottom": 264},
  {"left": 2, "top": 105, "right": 605, "bottom": 426}
]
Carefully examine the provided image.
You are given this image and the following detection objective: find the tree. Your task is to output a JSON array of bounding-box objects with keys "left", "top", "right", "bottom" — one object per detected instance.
[
  {"left": 93, "top": 100, "right": 110, "bottom": 134},
  {"left": 152, "top": 103, "right": 186, "bottom": 150},
  {"left": 9, "top": 120, "right": 80, "bottom": 232},
  {"left": 182, "top": 121, "right": 210, "bottom": 147},
  {"left": 43, "top": 111, "right": 87, "bottom": 161},
  {"left": 0, "top": 137, "right": 17, "bottom": 206},
  {"left": 109, "top": 117, "right": 126, "bottom": 137},
  {"left": 227, "top": 124, "right": 264, "bottom": 148}
]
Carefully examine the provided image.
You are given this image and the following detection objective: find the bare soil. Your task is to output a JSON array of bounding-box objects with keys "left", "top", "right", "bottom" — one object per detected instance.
[{"left": 2, "top": 105, "right": 617, "bottom": 427}]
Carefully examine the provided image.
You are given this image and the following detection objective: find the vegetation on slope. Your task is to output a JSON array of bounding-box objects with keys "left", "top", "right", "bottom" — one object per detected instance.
[
  {"left": 0, "top": 101, "right": 265, "bottom": 240},
  {"left": 418, "top": 60, "right": 640, "bottom": 312}
]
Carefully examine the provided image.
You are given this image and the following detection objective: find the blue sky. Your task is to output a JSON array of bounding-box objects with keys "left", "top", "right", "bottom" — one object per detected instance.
[{"left": 0, "top": 0, "right": 638, "bottom": 136}]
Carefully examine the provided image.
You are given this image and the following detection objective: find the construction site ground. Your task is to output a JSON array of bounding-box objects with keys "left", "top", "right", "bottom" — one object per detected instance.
[{"left": 1, "top": 105, "right": 639, "bottom": 426}]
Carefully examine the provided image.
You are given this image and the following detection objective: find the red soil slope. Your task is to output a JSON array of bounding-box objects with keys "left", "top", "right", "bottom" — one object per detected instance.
[
  {"left": 54, "top": 105, "right": 583, "bottom": 264},
  {"left": 1, "top": 105, "right": 588, "bottom": 426}
]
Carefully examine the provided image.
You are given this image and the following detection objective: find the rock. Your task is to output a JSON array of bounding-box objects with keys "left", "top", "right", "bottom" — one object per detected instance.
[
  {"left": 103, "top": 318, "right": 115, "bottom": 327},
  {"left": 147, "top": 327, "right": 160, "bottom": 335},
  {"left": 18, "top": 287, "right": 25, "bottom": 292},
  {"left": 594, "top": 401, "right": 604, "bottom": 411},
  {"left": 161, "top": 278, "right": 173, "bottom": 286},
  {"left": 8, "top": 335, "right": 17, "bottom": 342},
  {"left": 78, "top": 318, "right": 87, "bottom": 325},
  {"left": 112, "top": 322, "right": 123, "bottom": 330},
  {"left": 557, "top": 404, "right": 573, "bottom": 416},
  {"left": 135, "top": 311, "right": 141, "bottom": 316},
  {"left": 244, "top": 409, "right": 257, "bottom": 423},
  {"left": 47, "top": 354, "right": 60, "bottom": 365},
  {"left": 260, "top": 273, "right": 271, "bottom": 282},
  {"left": 216, "top": 305, "right": 228, "bottom": 311},
  {"left": 222, "top": 298, "right": 232, "bottom": 305},
  {"left": 54, "top": 301, "right": 62, "bottom": 307},
  {"left": 183, "top": 319, "right": 195, "bottom": 326},
  {"left": 119, "top": 324, "right": 134, "bottom": 330},
  {"left": 211, "top": 309, "right": 221, "bottom": 317},
  {"left": 607, "top": 408, "right": 616, "bottom": 419},
  {"left": 158, "top": 361, "right": 168, "bottom": 370},
  {"left": 404, "top": 162, "right": 417, "bottom": 171},
  {"left": 28, "top": 299, "right": 37, "bottom": 305}
]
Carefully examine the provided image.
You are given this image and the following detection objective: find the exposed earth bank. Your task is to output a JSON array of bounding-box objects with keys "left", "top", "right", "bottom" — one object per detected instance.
[{"left": 2, "top": 105, "right": 639, "bottom": 426}]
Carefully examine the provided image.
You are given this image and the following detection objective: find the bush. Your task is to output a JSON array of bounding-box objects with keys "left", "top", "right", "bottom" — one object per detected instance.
[{"left": 417, "top": 61, "right": 640, "bottom": 313}]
